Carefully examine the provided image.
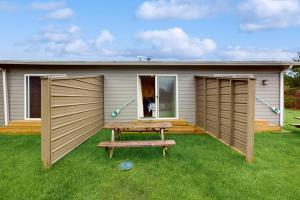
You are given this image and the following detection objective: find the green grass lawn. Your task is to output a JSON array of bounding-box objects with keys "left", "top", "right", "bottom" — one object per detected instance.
[{"left": 0, "top": 110, "right": 300, "bottom": 200}]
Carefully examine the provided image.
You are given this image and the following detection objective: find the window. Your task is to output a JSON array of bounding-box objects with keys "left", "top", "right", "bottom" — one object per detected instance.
[{"left": 24, "top": 74, "right": 66, "bottom": 119}]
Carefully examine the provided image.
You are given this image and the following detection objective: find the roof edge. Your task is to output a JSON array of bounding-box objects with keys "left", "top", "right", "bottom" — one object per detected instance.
[{"left": 0, "top": 60, "right": 299, "bottom": 67}]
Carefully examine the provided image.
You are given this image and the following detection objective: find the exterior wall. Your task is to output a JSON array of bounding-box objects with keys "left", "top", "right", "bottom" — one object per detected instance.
[
  {"left": 6, "top": 66, "right": 281, "bottom": 125},
  {"left": 0, "top": 72, "right": 4, "bottom": 125}
]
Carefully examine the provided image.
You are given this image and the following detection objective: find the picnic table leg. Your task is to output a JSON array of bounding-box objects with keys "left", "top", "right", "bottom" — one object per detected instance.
[
  {"left": 161, "top": 128, "right": 168, "bottom": 156},
  {"left": 109, "top": 129, "right": 115, "bottom": 158},
  {"left": 111, "top": 129, "right": 115, "bottom": 142},
  {"left": 109, "top": 148, "right": 114, "bottom": 158},
  {"left": 160, "top": 128, "right": 165, "bottom": 140},
  {"left": 162, "top": 147, "right": 167, "bottom": 157}
]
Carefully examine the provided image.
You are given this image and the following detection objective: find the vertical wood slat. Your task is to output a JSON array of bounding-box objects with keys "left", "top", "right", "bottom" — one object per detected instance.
[
  {"left": 100, "top": 77, "right": 105, "bottom": 124},
  {"left": 229, "top": 80, "right": 234, "bottom": 146},
  {"left": 41, "top": 78, "right": 51, "bottom": 168},
  {"left": 246, "top": 79, "right": 255, "bottom": 162},
  {"left": 217, "top": 78, "right": 221, "bottom": 138},
  {"left": 203, "top": 77, "right": 207, "bottom": 130},
  {"left": 195, "top": 77, "right": 199, "bottom": 125}
]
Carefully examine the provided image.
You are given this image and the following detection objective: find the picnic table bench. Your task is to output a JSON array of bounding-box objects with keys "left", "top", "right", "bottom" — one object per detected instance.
[
  {"left": 291, "top": 124, "right": 300, "bottom": 128},
  {"left": 98, "top": 122, "right": 176, "bottom": 158},
  {"left": 290, "top": 117, "right": 300, "bottom": 129}
]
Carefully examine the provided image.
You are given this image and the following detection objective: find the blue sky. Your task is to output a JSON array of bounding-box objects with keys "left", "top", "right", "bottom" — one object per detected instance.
[{"left": 0, "top": 0, "right": 299, "bottom": 61}]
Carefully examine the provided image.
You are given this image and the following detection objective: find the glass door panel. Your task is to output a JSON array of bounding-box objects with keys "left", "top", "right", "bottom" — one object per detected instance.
[{"left": 158, "top": 76, "right": 177, "bottom": 118}]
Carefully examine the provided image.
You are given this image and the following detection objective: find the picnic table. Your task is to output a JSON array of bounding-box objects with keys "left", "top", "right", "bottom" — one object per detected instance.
[{"left": 98, "top": 122, "right": 176, "bottom": 158}]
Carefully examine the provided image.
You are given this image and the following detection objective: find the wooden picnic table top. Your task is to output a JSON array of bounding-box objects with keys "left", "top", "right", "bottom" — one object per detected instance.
[
  {"left": 104, "top": 121, "right": 172, "bottom": 129},
  {"left": 98, "top": 140, "right": 176, "bottom": 148}
]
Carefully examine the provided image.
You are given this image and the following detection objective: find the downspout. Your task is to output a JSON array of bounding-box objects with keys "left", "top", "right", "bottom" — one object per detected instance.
[
  {"left": 0, "top": 67, "right": 9, "bottom": 126},
  {"left": 280, "top": 65, "right": 293, "bottom": 127}
]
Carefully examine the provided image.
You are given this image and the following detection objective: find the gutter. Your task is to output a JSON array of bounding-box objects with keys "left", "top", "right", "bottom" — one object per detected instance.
[
  {"left": 0, "top": 67, "right": 9, "bottom": 126},
  {"left": 279, "top": 65, "right": 293, "bottom": 126}
]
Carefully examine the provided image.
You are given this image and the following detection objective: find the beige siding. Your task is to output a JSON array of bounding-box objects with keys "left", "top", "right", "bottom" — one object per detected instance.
[
  {"left": 6, "top": 66, "right": 281, "bottom": 125},
  {"left": 0, "top": 72, "right": 4, "bottom": 125},
  {"left": 41, "top": 76, "right": 104, "bottom": 168}
]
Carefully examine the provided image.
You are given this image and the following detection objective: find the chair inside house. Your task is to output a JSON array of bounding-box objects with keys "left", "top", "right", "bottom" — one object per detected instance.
[{"left": 141, "top": 76, "right": 156, "bottom": 118}]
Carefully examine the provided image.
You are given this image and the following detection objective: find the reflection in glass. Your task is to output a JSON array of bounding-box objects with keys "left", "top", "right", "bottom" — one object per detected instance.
[{"left": 158, "top": 76, "right": 176, "bottom": 118}]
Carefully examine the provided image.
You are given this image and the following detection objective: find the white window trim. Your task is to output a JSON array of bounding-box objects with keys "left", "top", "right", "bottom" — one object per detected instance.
[
  {"left": 137, "top": 74, "right": 179, "bottom": 120},
  {"left": 24, "top": 74, "right": 66, "bottom": 120}
]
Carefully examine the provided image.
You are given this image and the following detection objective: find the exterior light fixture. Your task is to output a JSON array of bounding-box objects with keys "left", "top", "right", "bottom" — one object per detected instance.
[{"left": 262, "top": 80, "right": 269, "bottom": 86}]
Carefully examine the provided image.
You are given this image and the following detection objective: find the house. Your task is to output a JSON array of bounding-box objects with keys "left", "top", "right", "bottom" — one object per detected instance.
[{"left": 0, "top": 61, "right": 297, "bottom": 133}]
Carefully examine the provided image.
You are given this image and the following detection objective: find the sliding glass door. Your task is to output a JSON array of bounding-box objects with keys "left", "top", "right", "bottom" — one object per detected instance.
[
  {"left": 137, "top": 74, "right": 178, "bottom": 119},
  {"left": 157, "top": 75, "right": 177, "bottom": 118}
]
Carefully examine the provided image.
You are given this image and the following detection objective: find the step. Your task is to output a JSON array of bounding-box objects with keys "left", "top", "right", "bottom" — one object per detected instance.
[
  {"left": 166, "top": 126, "right": 205, "bottom": 133},
  {"left": 166, "top": 120, "right": 189, "bottom": 126},
  {"left": 167, "top": 126, "right": 195, "bottom": 131},
  {"left": 166, "top": 130, "right": 206, "bottom": 134},
  {"left": 8, "top": 120, "right": 41, "bottom": 127},
  {"left": 255, "top": 119, "right": 269, "bottom": 123},
  {"left": 254, "top": 119, "right": 281, "bottom": 132},
  {"left": 194, "top": 126, "right": 206, "bottom": 133},
  {"left": 0, "top": 126, "right": 41, "bottom": 134},
  {"left": 137, "top": 119, "right": 189, "bottom": 126},
  {"left": 255, "top": 122, "right": 269, "bottom": 126},
  {"left": 0, "top": 129, "right": 41, "bottom": 134},
  {"left": 255, "top": 125, "right": 281, "bottom": 132}
]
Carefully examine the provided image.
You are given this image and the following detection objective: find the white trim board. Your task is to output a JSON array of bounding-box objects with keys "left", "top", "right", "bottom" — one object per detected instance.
[
  {"left": 280, "top": 71, "right": 284, "bottom": 126},
  {"left": 2, "top": 69, "right": 9, "bottom": 125}
]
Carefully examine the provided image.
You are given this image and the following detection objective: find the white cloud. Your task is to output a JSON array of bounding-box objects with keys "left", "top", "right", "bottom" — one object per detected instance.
[
  {"left": 94, "top": 30, "right": 114, "bottom": 49},
  {"left": 137, "top": 27, "right": 216, "bottom": 58},
  {"left": 137, "top": 0, "right": 225, "bottom": 20},
  {"left": 32, "top": 25, "right": 74, "bottom": 43},
  {"left": 0, "top": 1, "right": 18, "bottom": 11},
  {"left": 67, "top": 25, "right": 80, "bottom": 34},
  {"left": 29, "top": 1, "right": 74, "bottom": 20},
  {"left": 29, "top": 1, "right": 64, "bottom": 11},
  {"left": 223, "top": 46, "right": 296, "bottom": 61},
  {"left": 29, "top": 25, "right": 88, "bottom": 55},
  {"left": 239, "top": 0, "right": 300, "bottom": 31},
  {"left": 27, "top": 25, "right": 117, "bottom": 57},
  {"left": 64, "top": 39, "right": 89, "bottom": 55},
  {"left": 46, "top": 8, "right": 74, "bottom": 20},
  {"left": 35, "top": 32, "right": 69, "bottom": 43}
]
